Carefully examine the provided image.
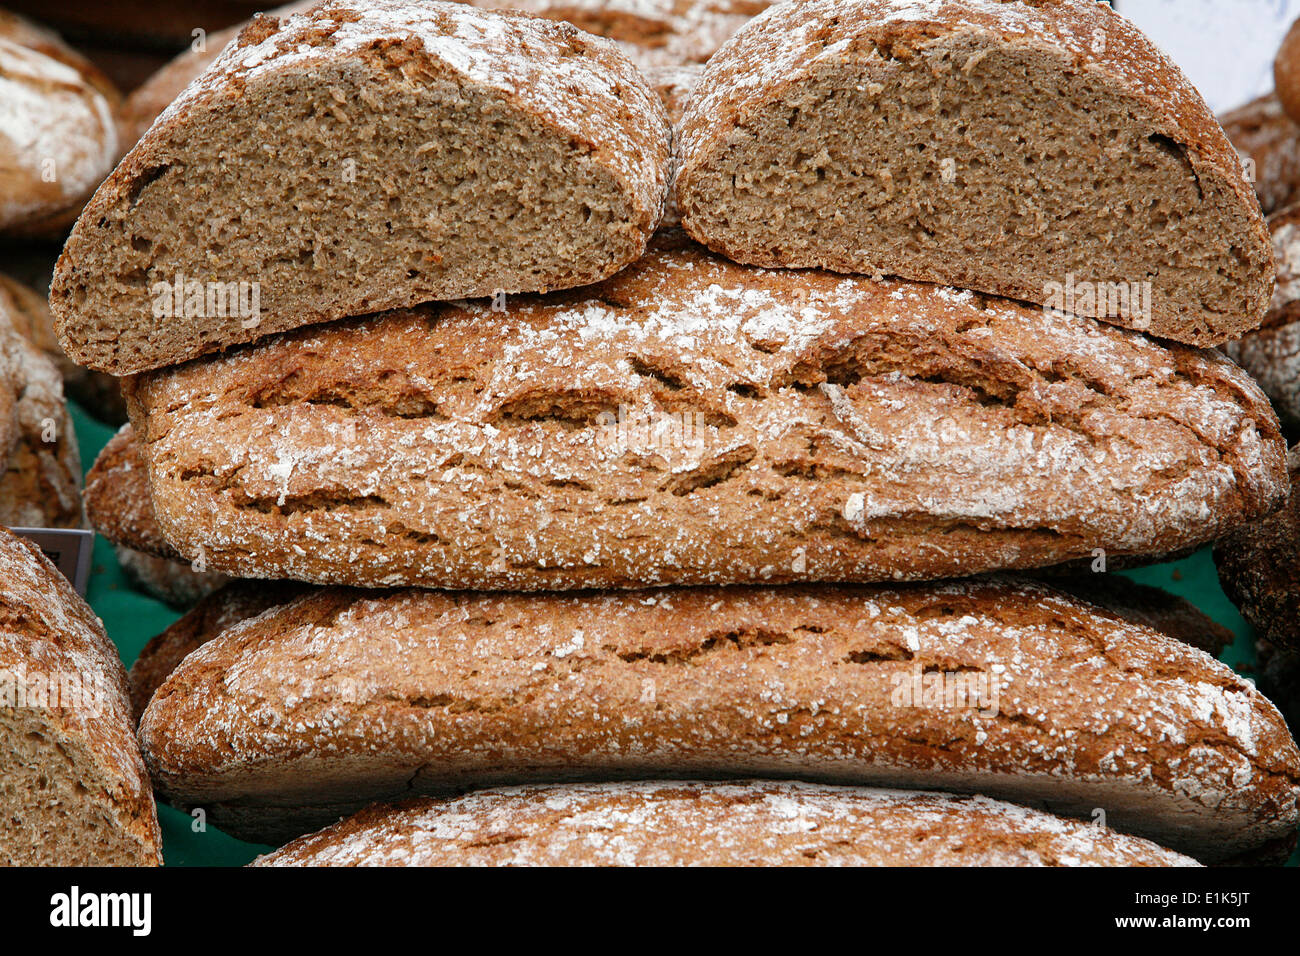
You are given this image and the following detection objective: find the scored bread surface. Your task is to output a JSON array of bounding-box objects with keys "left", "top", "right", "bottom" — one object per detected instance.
[
  {"left": 138, "top": 577, "right": 1300, "bottom": 861},
  {"left": 124, "top": 236, "right": 1287, "bottom": 590},
  {"left": 253, "top": 781, "right": 1199, "bottom": 867}
]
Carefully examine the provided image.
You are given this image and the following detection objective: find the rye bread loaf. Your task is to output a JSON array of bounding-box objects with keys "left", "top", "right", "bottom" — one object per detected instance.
[
  {"left": 138, "top": 577, "right": 1300, "bottom": 861},
  {"left": 0, "top": 272, "right": 127, "bottom": 425},
  {"left": 122, "top": 235, "right": 1288, "bottom": 591},
  {"left": 1223, "top": 205, "right": 1300, "bottom": 427},
  {"left": 127, "top": 579, "right": 310, "bottom": 724},
  {"left": 1221, "top": 93, "right": 1300, "bottom": 217},
  {"left": 85, "top": 423, "right": 232, "bottom": 604},
  {"left": 0, "top": 527, "right": 162, "bottom": 865},
  {"left": 1216, "top": 445, "right": 1300, "bottom": 655},
  {"left": 254, "top": 781, "right": 1198, "bottom": 867},
  {"left": 675, "top": 0, "right": 1273, "bottom": 347},
  {"left": 1276, "top": 18, "right": 1300, "bottom": 127},
  {"left": 51, "top": 0, "right": 672, "bottom": 376},
  {"left": 0, "top": 294, "right": 82, "bottom": 529},
  {"left": 127, "top": 574, "right": 1235, "bottom": 732},
  {"left": 0, "top": 10, "right": 120, "bottom": 237}
]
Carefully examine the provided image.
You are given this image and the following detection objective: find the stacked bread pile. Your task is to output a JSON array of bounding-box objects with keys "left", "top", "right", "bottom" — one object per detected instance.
[{"left": 32, "top": 0, "right": 1300, "bottom": 866}]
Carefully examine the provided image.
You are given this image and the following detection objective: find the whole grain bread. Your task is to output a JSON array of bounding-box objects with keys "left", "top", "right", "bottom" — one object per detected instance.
[
  {"left": 138, "top": 577, "right": 1300, "bottom": 861},
  {"left": 127, "top": 580, "right": 309, "bottom": 724},
  {"left": 126, "top": 574, "right": 1232, "bottom": 735},
  {"left": 1276, "top": 18, "right": 1300, "bottom": 126},
  {"left": 0, "top": 294, "right": 82, "bottom": 529},
  {"left": 123, "top": 235, "right": 1288, "bottom": 591},
  {"left": 85, "top": 423, "right": 189, "bottom": 561},
  {"left": 1216, "top": 445, "right": 1300, "bottom": 655},
  {"left": 0, "top": 10, "right": 120, "bottom": 237},
  {"left": 675, "top": 0, "right": 1273, "bottom": 347},
  {"left": 0, "top": 271, "right": 127, "bottom": 425},
  {"left": 1223, "top": 204, "right": 1300, "bottom": 427},
  {"left": 0, "top": 527, "right": 162, "bottom": 865},
  {"left": 253, "top": 781, "right": 1198, "bottom": 867},
  {"left": 51, "top": 0, "right": 672, "bottom": 376},
  {"left": 1221, "top": 93, "right": 1300, "bottom": 216}
]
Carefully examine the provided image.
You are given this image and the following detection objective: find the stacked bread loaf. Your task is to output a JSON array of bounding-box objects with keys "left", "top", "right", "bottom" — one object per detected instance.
[{"left": 41, "top": 0, "right": 1300, "bottom": 866}]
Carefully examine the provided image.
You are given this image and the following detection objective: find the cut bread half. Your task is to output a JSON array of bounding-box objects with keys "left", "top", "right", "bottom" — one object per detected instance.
[
  {"left": 0, "top": 528, "right": 162, "bottom": 865},
  {"left": 677, "top": 0, "right": 1273, "bottom": 347},
  {"left": 51, "top": 0, "right": 671, "bottom": 375}
]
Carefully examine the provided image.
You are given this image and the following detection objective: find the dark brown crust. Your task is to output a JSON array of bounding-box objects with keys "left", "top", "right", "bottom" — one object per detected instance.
[
  {"left": 1216, "top": 446, "right": 1300, "bottom": 654},
  {"left": 1276, "top": 18, "right": 1300, "bottom": 127},
  {"left": 138, "top": 577, "right": 1300, "bottom": 861},
  {"left": 84, "top": 423, "right": 179, "bottom": 559},
  {"left": 1221, "top": 93, "right": 1300, "bottom": 217}
]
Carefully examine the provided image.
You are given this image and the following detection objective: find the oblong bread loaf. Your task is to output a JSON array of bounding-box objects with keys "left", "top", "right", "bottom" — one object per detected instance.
[
  {"left": 253, "top": 781, "right": 1200, "bottom": 867},
  {"left": 138, "top": 578, "right": 1300, "bottom": 862}
]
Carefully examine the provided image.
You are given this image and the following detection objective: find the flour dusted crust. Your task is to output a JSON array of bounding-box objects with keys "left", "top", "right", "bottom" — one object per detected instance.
[
  {"left": 123, "top": 236, "right": 1287, "bottom": 590},
  {"left": 138, "top": 577, "right": 1300, "bottom": 860},
  {"left": 476, "top": 0, "right": 775, "bottom": 70},
  {"left": 52, "top": 0, "right": 672, "bottom": 375},
  {"left": 86, "top": 423, "right": 182, "bottom": 560},
  {"left": 253, "top": 781, "right": 1198, "bottom": 867},
  {"left": 1222, "top": 94, "right": 1300, "bottom": 216},
  {"left": 1216, "top": 446, "right": 1300, "bottom": 656},
  {"left": 0, "top": 294, "right": 82, "bottom": 529},
  {"left": 1223, "top": 206, "right": 1300, "bottom": 427},
  {"left": 0, "top": 10, "right": 119, "bottom": 235},
  {"left": 676, "top": 0, "right": 1273, "bottom": 347},
  {"left": 0, "top": 528, "right": 162, "bottom": 865},
  {"left": 128, "top": 580, "right": 309, "bottom": 723}
]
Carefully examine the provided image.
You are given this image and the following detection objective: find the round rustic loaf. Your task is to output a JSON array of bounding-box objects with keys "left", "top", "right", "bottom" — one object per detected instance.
[
  {"left": 1221, "top": 93, "right": 1300, "bottom": 216},
  {"left": 0, "top": 10, "right": 119, "bottom": 236},
  {"left": 0, "top": 527, "right": 162, "bottom": 865},
  {"left": 1223, "top": 205, "right": 1300, "bottom": 427},
  {"left": 52, "top": 0, "right": 672, "bottom": 376},
  {"left": 138, "top": 578, "right": 1300, "bottom": 861},
  {"left": 676, "top": 0, "right": 1273, "bottom": 347},
  {"left": 1276, "top": 17, "right": 1300, "bottom": 126},
  {"left": 253, "top": 781, "right": 1199, "bottom": 867}
]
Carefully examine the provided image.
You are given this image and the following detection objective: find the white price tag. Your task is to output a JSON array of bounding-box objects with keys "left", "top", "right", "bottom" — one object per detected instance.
[{"left": 1115, "top": 0, "right": 1300, "bottom": 113}]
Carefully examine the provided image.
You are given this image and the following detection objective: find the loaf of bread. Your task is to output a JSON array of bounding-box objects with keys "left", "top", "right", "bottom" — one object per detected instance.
[
  {"left": 1223, "top": 205, "right": 1300, "bottom": 428},
  {"left": 1276, "top": 18, "right": 1300, "bottom": 126},
  {"left": 0, "top": 272, "right": 127, "bottom": 425},
  {"left": 0, "top": 527, "right": 162, "bottom": 865},
  {"left": 122, "top": 235, "right": 1288, "bottom": 591},
  {"left": 253, "top": 781, "right": 1198, "bottom": 867},
  {"left": 1221, "top": 94, "right": 1300, "bottom": 216},
  {"left": 138, "top": 577, "right": 1300, "bottom": 861},
  {"left": 676, "top": 0, "right": 1273, "bottom": 347},
  {"left": 0, "top": 293, "right": 82, "bottom": 529},
  {"left": 128, "top": 579, "right": 309, "bottom": 722},
  {"left": 51, "top": 0, "right": 672, "bottom": 376},
  {"left": 0, "top": 10, "right": 120, "bottom": 236},
  {"left": 1216, "top": 445, "right": 1300, "bottom": 655}
]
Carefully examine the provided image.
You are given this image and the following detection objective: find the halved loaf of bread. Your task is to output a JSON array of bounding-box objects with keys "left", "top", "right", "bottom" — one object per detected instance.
[
  {"left": 51, "top": 0, "right": 671, "bottom": 375},
  {"left": 676, "top": 0, "right": 1272, "bottom": 346},
  {"left": 0, "top": 527, "right": 162, "bottom": 865},
  {"left": 122, "top": 235, "right": 1288, "bottom": 590},
  {"left": 253, "top": 781, "right": 1199, "bottom": 867},
  {"left": 138, "top": 578, "right": 1300, "bottom": 861}
]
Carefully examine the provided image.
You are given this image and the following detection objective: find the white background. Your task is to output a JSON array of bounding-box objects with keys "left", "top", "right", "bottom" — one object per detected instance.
[{"left": 1116, "top": 0, "right": 1300, "bottom": 113}]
